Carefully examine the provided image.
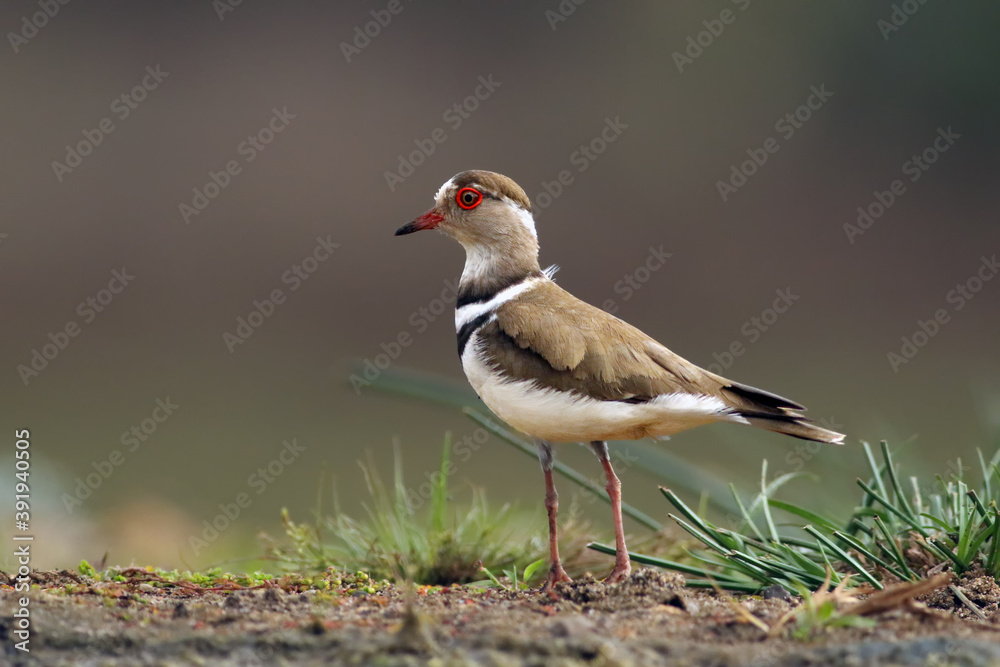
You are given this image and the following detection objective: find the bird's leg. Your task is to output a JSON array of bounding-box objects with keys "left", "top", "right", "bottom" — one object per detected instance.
[
  {"left": 537, "top": 440, "right": 571, "bottom": 591},
  {"left": 590, "top": 441, "right": 631, "bottom": 583}
]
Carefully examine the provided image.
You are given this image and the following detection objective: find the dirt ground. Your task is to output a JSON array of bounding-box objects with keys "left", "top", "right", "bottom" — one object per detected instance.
[{"left": 4, "top": 568, "right": 1000, "bottom": 666}]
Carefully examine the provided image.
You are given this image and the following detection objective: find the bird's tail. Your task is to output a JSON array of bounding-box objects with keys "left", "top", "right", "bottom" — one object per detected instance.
[
  {"left": 720, "top": 380, "right": 846, "bottom": 445},
  {"left": 744, "top": 415, "right": 845, "bottom": 444}
]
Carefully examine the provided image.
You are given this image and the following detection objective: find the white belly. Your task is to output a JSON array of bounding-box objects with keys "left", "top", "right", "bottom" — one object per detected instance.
[{"left": 461, "top": 331, "right": 739, "bottom": 443}]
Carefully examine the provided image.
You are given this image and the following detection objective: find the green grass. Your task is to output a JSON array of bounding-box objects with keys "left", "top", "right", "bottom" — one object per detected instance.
[
  {"left": 266, "top": 434, "right": 549, "bottom": 585},
  {"left": 590, "top": 441, "right": 1000, "bottom": 593},
  {"left": 472, "top": 558, "right": 547, "bottom": 591},
  {"left": 784, "top": 580, "right": 877, "bottom": 640},
  {"left": 71, "top": 562, "right": 364, "bottom": 592}
]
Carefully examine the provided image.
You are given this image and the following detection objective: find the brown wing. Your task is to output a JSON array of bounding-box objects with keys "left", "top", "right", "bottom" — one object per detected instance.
[
  {"left": 482, "top": 280, "right": 843, "bottom": 443},
  {"left": 485, "top": 281, "right": 717, "bottom": 402}
]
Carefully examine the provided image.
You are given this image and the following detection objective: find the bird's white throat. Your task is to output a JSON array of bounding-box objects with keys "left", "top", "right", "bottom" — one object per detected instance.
[{"left": 460, "top": 243, "right": 507, "bottom": 285}]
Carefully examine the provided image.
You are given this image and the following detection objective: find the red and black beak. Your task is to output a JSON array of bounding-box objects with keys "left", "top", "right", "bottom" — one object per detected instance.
[{"left": 395, "top": 209, "right": 444, "bottom": 236}]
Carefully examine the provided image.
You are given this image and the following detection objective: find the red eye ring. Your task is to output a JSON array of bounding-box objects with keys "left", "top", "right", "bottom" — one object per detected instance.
[{"left": 456, "top": 187, "right": 483, "bottom": 210}]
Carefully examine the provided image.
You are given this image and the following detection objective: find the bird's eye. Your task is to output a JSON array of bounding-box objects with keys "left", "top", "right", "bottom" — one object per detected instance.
[{"left": 456, "top": 188, "right": 483, "bottom": 210}]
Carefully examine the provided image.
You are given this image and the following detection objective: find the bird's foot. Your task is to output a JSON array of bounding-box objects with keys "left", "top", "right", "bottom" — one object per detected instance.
[
  {"left": 542, "top": 564, "right": 572, "bottom": 592},
  {"left": 603, "top": 561, "right": 632, "bottom": 584}
]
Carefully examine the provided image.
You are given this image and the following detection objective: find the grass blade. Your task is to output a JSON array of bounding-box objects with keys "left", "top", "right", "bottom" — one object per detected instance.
[
  {"left": 881, "top": 441, "right": 917, "bottom": 523},
  {"left": 979, "top": 449, "right": 992, "bottom": 500},
  {"left": 986, "top": 511, "right": 1000, "bottom": 576},
  {"left": 870, "top": 515, "right": 915, "bottom": 580},
  {"left": 833, "top": 530, "right": 911, "bottom": 582},
  {"left": 661, "top": 488, "right": 733, "bottom": 550},
  {"left": 587, "top": 542, "right": 748, "bottom": 584},
  {"left": 729, "top": 484, "right": 765, "bottom": 541},
  {"left": 803, "top": 525, "right": 882, "bottom": 589},
  {"left": 759, "top": 460, "right": 781, "bottom": 544},
  {"left": 767, "top": 499, "right": 841, "bottom": 533},
  {"left": 430, "top": 433, "right": 451, "bottom": 533},
  {"left": 856, "top": 479, "right": 929, "bottom": 539}
]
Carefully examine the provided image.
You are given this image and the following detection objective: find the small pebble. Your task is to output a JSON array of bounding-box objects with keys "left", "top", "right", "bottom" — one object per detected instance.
[
  {"left": 304, "top": 618, "right": 326, "bottom": 635},
  {"left": 762, "top": 584, "right": 793, "bottom": 603},
  {"left": 172, "top": 602, "right": 189, "bottom": 619}
]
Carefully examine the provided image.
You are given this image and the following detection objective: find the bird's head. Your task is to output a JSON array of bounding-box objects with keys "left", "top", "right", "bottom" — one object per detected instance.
[{"left": 396, "top": 170, "right": 539, "bottom": 254}]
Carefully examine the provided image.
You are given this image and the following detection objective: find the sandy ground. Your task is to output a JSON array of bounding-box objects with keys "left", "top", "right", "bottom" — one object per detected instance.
[{"left": 4, "top": 568, "right": 1000, "bottom": 666}]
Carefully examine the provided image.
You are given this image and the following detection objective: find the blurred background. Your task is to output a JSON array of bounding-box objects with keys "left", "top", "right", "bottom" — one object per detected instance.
[{"left": 2, "top": 0, "right": 998, "bottom": 571}]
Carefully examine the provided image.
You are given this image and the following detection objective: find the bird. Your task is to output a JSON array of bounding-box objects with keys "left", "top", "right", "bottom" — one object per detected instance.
[{"left": 395, "top": 170, "right": 845, "bottom": 591}]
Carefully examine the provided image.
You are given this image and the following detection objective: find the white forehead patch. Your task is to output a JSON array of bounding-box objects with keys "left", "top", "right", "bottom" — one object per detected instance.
[{"left": 434, "top": 177, "right": 456, "bottom": 204}]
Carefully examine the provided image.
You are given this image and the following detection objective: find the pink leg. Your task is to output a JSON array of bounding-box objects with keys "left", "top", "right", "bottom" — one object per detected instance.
[
  {"left": 592, "top": 441, "right": 631, "bottom": 583},
  {"left": 538, "top": 442, "right": 571, "bottom": 591}
]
